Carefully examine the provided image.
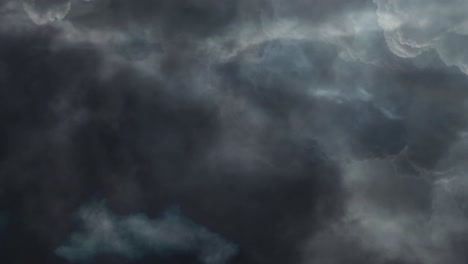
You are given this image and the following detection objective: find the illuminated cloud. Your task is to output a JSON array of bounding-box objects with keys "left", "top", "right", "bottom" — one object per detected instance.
[
  {"left": 23, "top": 0, "right": 71, "bottom": 25},
  {"left": 374, "top": 0, "right": 468, "bottom": 74}
]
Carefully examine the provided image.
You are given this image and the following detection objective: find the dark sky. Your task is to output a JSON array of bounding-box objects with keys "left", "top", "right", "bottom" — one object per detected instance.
[{"left": 1, "top": 1, "right": 468, "bottom": 264}]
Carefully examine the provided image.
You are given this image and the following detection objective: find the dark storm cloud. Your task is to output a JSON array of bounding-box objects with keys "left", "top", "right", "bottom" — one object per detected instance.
[
  {"left": 0, "top": 3, "right": 343, "bottom": 264},
  {"left": 2, "top": 1, "right": 468, "bottom": 264}
]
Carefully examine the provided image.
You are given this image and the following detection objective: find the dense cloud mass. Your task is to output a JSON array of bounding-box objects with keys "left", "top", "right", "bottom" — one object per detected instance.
[{"left": 1, "top": 1, "right": 468, "bottom": 264}]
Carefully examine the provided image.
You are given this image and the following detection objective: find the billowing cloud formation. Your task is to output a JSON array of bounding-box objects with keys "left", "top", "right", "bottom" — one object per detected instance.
[
  {"left": 56, "top": 201, "right": 238, "bottom": 264},
  {"left": 374, "top": 0, "right": 468, "bottom": 74},
  {"left": 23, "top": 0, "right": 71, "bottom": 24},
  {"left": 21, "top": 0, "right": 110, "bottom": 25}
]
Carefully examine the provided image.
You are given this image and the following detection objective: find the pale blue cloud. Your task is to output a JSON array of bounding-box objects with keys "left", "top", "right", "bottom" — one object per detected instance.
[{"left": 56, "top": 201, "right": 238, "bottom": 264}]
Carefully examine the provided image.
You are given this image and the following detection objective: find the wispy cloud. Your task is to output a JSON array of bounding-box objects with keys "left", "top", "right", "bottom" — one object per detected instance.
[{"left": 56, "top": 201, "right": 238, "bottom": 264}]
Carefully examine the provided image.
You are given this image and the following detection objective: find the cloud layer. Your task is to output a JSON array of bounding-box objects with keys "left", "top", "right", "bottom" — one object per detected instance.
[{"left": 0, "top": 1, "right": 468, "bottom": 264}]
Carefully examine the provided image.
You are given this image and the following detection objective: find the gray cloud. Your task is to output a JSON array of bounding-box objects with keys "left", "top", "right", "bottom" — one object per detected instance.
[{"left": 303, "top": 134, "right": 468, "bottom": 264}]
